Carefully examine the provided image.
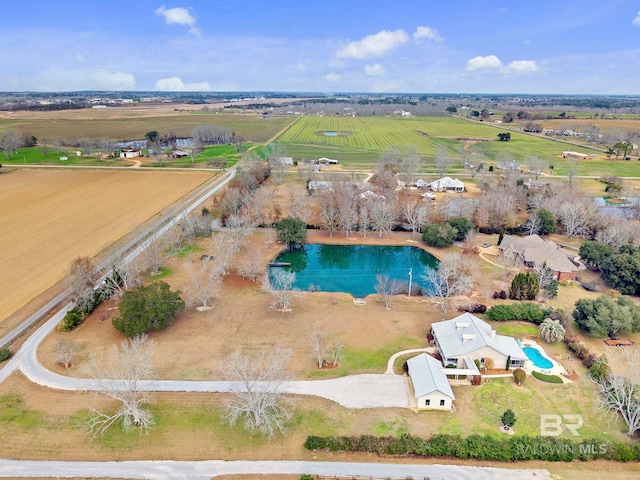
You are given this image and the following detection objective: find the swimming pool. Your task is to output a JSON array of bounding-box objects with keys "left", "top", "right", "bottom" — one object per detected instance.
[{"left": 523, "top": 346, "right": 553, "bottom": 369}]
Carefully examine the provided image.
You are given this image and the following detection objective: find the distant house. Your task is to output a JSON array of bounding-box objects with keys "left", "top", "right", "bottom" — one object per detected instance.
[
  {"left": 562, "top": 151, "right": 589, "bottom": 160},
  {"left": 170, "top": 149, "right": 189, "bottom": 158},
  {"left": 407, "top": 353, "right": 455, "bottom": 410},
  {"left": 497, "top": 160, "right": 521, "bottom": 170},
  {"left": 421, "top": 192, "right": 436, "bottom": 200},
  {"left": 317, "top": 157, "right": 339, "bottom": 165},
  {"left": 498, "top": 234, "right": 581, "bottom": 281},
  {"left": 428, "top": 177, "right": 465, "bottom": 192},
  {"left": 525, "top": 179, "right": 552, "bottom": 190},
  {"left": 119, "top": 149, "right": 141, "bottom": 158},
  {"left": 359, "top": 190, "right": 385, "bottom": 200},
  {"left": 431, "top": 313, "right": 527, "bottom": 370},
  {"left": 415, "top": 179, "right": 428, "bottom": 189},
  {"left": 307, "top": 180, "right": 333, "bottom": 191},
  {"left": 277, "top": 156, "right": 294, "bottom": 166}
]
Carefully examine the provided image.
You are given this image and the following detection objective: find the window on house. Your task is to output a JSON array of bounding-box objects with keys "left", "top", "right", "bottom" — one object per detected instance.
[
  {"left": 425, "top": 399, "right": 430, "bottom": 406},
  {"left": 440, "top": 399, "right": 445, "bottom": 406}
]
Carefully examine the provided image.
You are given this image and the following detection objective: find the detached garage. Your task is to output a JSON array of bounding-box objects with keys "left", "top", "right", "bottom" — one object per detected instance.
[{"left": 407, "top": 353, "right": 455, "bottom": 410}]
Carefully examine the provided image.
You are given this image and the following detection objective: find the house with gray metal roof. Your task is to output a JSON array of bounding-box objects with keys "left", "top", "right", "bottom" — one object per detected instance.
[{"left": 431, "top": 313, "right": 527, "bottom": 370}]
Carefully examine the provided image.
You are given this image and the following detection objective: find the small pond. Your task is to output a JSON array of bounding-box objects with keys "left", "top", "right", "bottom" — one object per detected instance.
[
  {"left": 268, "top": 244, "right": 439, "bottom": 298},
  {"left": 594, "top": 197, "right": 638, "bottom": 219}
]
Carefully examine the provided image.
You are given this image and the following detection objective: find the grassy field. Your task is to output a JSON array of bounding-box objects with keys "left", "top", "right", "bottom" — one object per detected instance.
[
  {"left": 0, "top": 111, "right": 295, "bottom": 143},
  {"left": 275, "top": 116, "right": 612, "bottom": 172},
  {"left": 0, "top": 168, "right": 214, "bottom": 328}
]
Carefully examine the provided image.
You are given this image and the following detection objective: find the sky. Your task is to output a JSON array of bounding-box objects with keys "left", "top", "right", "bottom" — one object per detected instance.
[{"left": 2, "top": 0, "right": 640, "bottom": 94}]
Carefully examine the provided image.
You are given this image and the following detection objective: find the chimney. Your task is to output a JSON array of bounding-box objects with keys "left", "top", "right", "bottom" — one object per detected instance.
[{"left": 491, "top": 329, "right": 496, "bottom": 339}]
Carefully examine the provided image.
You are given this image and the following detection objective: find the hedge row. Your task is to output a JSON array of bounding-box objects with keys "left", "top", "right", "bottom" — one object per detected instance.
[
  {"left": 486, "top": 303, "right": 552, "bottom": 324},
  {"left": 532, "top": 371, "right": 564, "bottom": 383},
  {"left": 304, "top": 434, "right": 640, "bottom": 462}
]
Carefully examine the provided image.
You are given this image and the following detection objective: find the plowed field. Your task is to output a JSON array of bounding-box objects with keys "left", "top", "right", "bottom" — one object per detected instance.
[{"left": 0, "top": 168, "right": 212, "bottom": 323}]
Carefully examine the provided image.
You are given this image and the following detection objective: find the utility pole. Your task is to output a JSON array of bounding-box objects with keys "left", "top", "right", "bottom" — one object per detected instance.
[{"left": 408, "top": 268, "right": 413, "bottom": 298}]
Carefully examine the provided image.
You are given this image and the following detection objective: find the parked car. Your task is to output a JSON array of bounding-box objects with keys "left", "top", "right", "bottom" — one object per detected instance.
[{"left": 481, "top": 242, "right": 492, "bottom": 248}]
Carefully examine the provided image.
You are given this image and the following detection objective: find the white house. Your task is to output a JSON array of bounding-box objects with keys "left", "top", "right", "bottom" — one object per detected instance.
[
  {"left": 119, "top": 149, "right": 141, "bottom": 159},
  {"left": 407, "top": 353, "right": 455, "bottom": 410},
  {"left": 431, "top": 313, "right": 527, "bottom": 370},
  {"left": 562, "top": 151, "right": 589, "bottom": 160},
  {"left": 317, "top": 157, "right": 339, "bottom": 165},
  {"left": 428, "top": 177, "right": 465, "bottom": 192},
  {"left": 415, "top": 179, "right": 428, "bottom": 189},
  {"left": 359, "top": 190, "right": 385, "bottom": 200},
  {"left": 277, "top": 156, "right": 294, "bottom": 166},
  {"left": 307, "top": 180, "right": 333, "bottom": 191}
]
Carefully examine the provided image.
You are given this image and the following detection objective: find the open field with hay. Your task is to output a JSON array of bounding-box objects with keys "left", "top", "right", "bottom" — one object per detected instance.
[
  {"left": 0, "top": 168, "right": 214, "bottom": 328},
  {"left": 0, "top": 109, "right": 296, "bottom": 143}
]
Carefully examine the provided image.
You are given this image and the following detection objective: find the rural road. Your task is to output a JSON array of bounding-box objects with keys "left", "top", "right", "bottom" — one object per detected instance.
[{"left": 0, "top": 459, "right": 552, "bottom": 479}]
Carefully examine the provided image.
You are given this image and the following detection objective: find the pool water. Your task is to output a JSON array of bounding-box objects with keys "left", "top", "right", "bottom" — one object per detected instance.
[
  {"left": 268, "top": 244, "right": 439, "bottom": 297},
  {"left": 523, "top": 346, "right": 553, "bottom": 369}
]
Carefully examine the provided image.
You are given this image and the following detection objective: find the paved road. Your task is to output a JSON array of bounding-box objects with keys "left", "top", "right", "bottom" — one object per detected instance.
[{"left": 0, "top": 459, "right": 552, "bottom": 479}]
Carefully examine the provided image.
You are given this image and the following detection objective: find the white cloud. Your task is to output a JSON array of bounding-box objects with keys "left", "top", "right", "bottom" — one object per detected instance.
[
  {"left": 466, "top": 55, "right": 502, "bottom": 71},
  {"left": 365, "top": 64, "right": 385, "bottom": 76},
  {"left": 504, "top": 60, "right": 540, "bottom": 74},
  {"left": 336, "top": 29, "right": 408, "bottom": 59},
  {"left": 325, "top": 72, "right": 342, "bottom": 82},
  {"left": 633, "top": 11, "right": 640, "bottom": 27},
  {"left": 154, "top": 77, "right": 211, "bottom": 91},
  {"left": 413, "top": 26, "right": 443, "bottom": 43},
  {"left": 155, "top": 5, "right": 201, "bottom": 36}
]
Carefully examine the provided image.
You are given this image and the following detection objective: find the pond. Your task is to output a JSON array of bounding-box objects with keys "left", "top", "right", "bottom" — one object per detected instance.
[
  {"left": 593, "top": 197, "right": 638, "bottom": 219},
  {"left": 268, "top": 244, "right": 439, "bottom": 298}
]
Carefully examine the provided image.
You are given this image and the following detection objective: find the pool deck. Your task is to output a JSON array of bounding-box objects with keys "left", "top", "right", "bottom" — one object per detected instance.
[{"left": 520, "top": 339, "right": 566, "bottom": 377}]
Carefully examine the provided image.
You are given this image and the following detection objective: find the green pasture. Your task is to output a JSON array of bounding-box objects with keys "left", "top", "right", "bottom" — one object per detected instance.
[
  {"left": 0, "top": 113, "right": 295, "bottom": 144},
  {"left": 1, "top": 147, "right": 124, "bottom": 166}
]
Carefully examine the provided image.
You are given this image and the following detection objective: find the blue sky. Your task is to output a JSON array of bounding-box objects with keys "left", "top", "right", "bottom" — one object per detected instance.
[{"left": 2, "top": 0, "right": 640, "bottom": 93}]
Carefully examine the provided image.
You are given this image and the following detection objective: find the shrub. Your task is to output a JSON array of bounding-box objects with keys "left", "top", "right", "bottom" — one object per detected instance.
[
  {"left": 513, "top": 368, "right": 526, "bottom": 385},
  {"left": 422, "top": 222, "right": 457, "bottom": 248},
  {"left": 58, "top": 308, "right": 87, "bottom": 332},
  {"left": 509, "top": 272, "right": 540, "bottom": 300},
  {"left": 532, "top": 371, "right": 563, "bottom": 383},
  {"left": 486, "top": 303, "right": 550, "bottom": 324},
  {"left": 0, "top": 348, "right": 11, "bottom": 362},
  {"left": 501, "top": 409, "right": 517, "bottom": 427},
  {"left": 565, "top": 336, "right": 589, "bottom": 359},
  {"left": 580, "top": 280, "right": 599, "bottom": 292},
  {"left": 458, "top": 303, "right": 487, "bottom": 314}
]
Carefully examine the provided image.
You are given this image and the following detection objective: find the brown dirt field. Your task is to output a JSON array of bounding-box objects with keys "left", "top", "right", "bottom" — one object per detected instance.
[{"left": 0, "top": 168, "right": 214, "bottom": 328}]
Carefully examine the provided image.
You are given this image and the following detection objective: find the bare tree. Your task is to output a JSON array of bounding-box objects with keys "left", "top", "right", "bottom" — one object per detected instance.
[
  {"left": 68, "top": 256, "right": 100, "bottom": 312},
  {"left": 422, "top": 253, "right": 474, "bottom": 312},
  {"left": 533, "top": 261, "right": 556, "bottom": 290},
  {"left": 525, "top": 155, "right": 549, "bottom": 180},
  {"left": 369, "top": 199, "right": 396, "bottom": 238},
  {"left": 397, "top": 145, "right": 422, "bottom": 185},
  {"left": 359, "top": 202, "right": 370, "bottom": 237},
  {"left": 566, "top": 158, "right": 579, "bottom": 185},
  {"left": 524, "top": 211, "right": 541, "bottom": 236},
  {"left": 590, "top": 347, "right": 640, "bottom": 437},
  {"left": 85, "top": 335, "right": 155, "bottom": 435},
  {"left": 595, "top": 219, "right": 640, "bottom": 250},
  {"left": 402, "top": 200, "right": 430, "bottom": 238},
  {"left": 99, "top": 252, "right": 144, "bottom": 301},
  {"left": 328, "top": 340, "right": 345, "bottom": 366},
  {"left": 220, "top": 347, "right": 294, "bottom": 436},
  {"left": 557, "top": 199, "right": 600, "bottom": 238},
  {"left": 335, "top": 182, "right": 358, "bottom": 237},
  {"left": 375, "top": 274, "right": 404, "bottom": 309},
  {"left": 318, "top": 192, "right": 340, "bottom": 237},
  {"left": 142, "top": 232, "right": 166, "bottom": 276},
  {"left": 53, "top": 339, "right": 81, "bottom": 368},
  {"left": 186, "top": 260, "right": 223, "bottom": 310},
  {"left": 210, "top": 231, "right": 237, "bottom": 275},
  {"left": 237, "top": 245, "right": 263, "bottom": 282},
  {"left": 461, "top": 228, "right": 478, "bottom": 255},
  {"left": 0, "top": 131, "right": 23, "bottom": 159},
  {"left": 308, "top": 328, "right": 327, "bottom": 368},
  {"left": 262, "top": 269, "right": 298, "bottom": 312},
  {"left": 434, "top": 147, "right": 452, "bottom": 178},
  {"left": 496, "top": 249, "right": 524, "bottom": 285}
]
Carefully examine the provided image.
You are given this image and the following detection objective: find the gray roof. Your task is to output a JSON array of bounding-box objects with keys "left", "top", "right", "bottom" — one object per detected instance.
[
  {"left": 432, "top": 313, "right": 527, "bottom": 361},
  {"left": 407, "top": 353, "right": 455, "bottom": 399},
  {"left": 499, "top": 234, "right": 579, "bottom": 273}
]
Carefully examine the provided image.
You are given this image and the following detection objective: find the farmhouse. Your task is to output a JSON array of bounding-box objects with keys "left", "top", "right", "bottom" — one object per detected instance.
[
  {"left": 277, "top": 156, "right": 294, "bottom": 166},
  {"left": 562, "top": 151, "right": 589, "bottom": 160},
  {"left": 498, "top": 234, "right": 581, "bottom": 281},
  {"left": 431, "top": 313, "right": 527, "bottom": 370},
  {"left": 428, "top": 177, "right": 465, "bottom": 192},
  {"left": 307, "top": 180, "right": 333, "bottom": 191},
  {"left": 119, "top": 149, "right": 142, "bottom": 159},
  {"left": 317, "top": 157, "right": 339, "bottom": 165},
  {"left": 170, "top": 149, "right": 190, "bottom": 158},
  {"left": 406, "top": 353, "right": 455, "bottom": 410},
  {"left": 359, "top": 190, "right": 385, "bottom": 200},
  {"left": 497, "top": 160, "right": 521, "bottom": 170},
  {"left": 415, "top": 179, "right": 428, "bottom": 189}
]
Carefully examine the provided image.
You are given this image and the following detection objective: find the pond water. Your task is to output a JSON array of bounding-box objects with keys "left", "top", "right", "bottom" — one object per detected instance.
[
  {"left": 593, "top": 197, "right": 638, "bottom": 219},
  {"left": 268, "top": 244, "right": 439, "bottom": 298}
]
